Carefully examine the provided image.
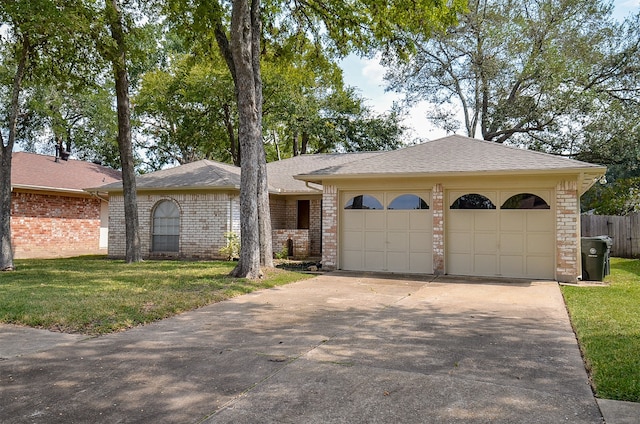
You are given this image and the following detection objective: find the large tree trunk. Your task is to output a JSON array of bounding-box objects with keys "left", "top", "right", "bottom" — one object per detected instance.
[
  {"left": 251, "top": 0, "right": 273, "bottom": 268},
  {"left": 216, "top": 0, "right": 272, "bottom": 276},
  {"left": 0, "top": 151, "right": 14, "bottom": 271},
  {"left": 0, "top": 37, "right": 30, "bottom": 271},
  {"left": 293, "top": 130, "right": 299, "bottom": 156},
  {"left": 107, "top": 0, "right": 141, "bottom": 263},
  {"left": 229, "top": 0, "right": 262, "bottom": 278},
  {"left": 301, "top": 131, "right": 309, "bottom": 155},
  {"left": 257, "top": 142, "right": 273, "bottom": 268}
]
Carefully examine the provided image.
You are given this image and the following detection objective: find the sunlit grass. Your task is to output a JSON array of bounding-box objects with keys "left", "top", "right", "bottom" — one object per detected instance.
[
  {"left": 562, "top": 257, "right": 640, "bottom": 402},
  {"left": 0, "top": 256, "right": 312, "bottom": 335}
]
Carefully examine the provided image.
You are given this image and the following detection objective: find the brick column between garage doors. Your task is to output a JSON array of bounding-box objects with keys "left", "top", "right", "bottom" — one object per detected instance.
[
  {"left": 432, "top": 183, "right": 445, "bottom": 274},
  {"left": 556, "top": 180, "right": 580, "bottom": 282},
  {"left": 321, "top": 184, "right": 338, "bottom": 270}
]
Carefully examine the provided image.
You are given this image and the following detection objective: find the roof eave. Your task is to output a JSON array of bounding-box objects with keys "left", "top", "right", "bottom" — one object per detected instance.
[
  {"left": 296, "top": 166, "right": 605, "bottom": 179},
  {"left": 295, "top": 166, "right": 607, "bottom": 194},
  {"left": 271, "top": 190, "right": 324, "bottom": 196},
  {"left": 86, "top": 184, "right": 246, "bottom": 193},
  {"left": 12, "top": 184, "right": 89, "bottom": 195},
  {"left": 578, "top": 168, "right": 607, "bottom": 195}
]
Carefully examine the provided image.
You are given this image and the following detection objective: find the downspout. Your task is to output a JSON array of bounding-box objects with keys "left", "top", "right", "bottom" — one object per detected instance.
[
  {"left": 229, "top": 195, "right": 233, "bottom": 234},
  {"left": 88, "top": 190, "right": 109, "bottom": 203},
  {"left": 305, "top": 181, "right": 322, "bottom": 192}
]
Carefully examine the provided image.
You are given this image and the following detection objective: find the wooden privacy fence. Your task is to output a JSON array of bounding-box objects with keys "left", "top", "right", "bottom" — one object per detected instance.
[{"left": 581, "top": 213, "right": 640, "bottom": 258}]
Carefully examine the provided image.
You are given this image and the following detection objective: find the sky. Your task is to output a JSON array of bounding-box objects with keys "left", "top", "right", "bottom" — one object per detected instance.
[{"left": 338, "top": 0, "right": 640, "bottom": 141}]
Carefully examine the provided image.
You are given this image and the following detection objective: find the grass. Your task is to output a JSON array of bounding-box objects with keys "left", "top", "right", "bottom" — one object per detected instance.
[
  {"left": 562, "top": 257, "right": 640, "bottom": 402},
  {"left": 4, "top": 255, "right": 638, "bottom": 401},
  {"left": 0, "top": 256, "right": 312, "bottom": 335}
]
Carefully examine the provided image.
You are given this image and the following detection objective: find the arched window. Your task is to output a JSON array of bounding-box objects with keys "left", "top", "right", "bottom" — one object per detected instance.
[
  {"left": 344, "top": 195, "right": 383, "bottom": 210},
  {"left": 152, "top": 200, "right": 180, "bottom": 252},
  {"left": 450, "top": 194, "right": 496, "bottom": 210},
  {"left": 388, "top": 194, "right": 429, "bottom": 210},
  {"left": 501, "top": 193, "right": 550, "bottom": 209}
]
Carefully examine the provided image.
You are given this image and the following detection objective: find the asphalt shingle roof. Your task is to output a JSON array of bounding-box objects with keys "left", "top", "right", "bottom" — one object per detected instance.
[
  {"left": 12, "top": 152, "right": 121, "bottom": 193},
  {"left": 93, "top": 152, "right": 383, "bottom": 194},
  {"left": 89, "top": 135, "right": 606, "bottom": 195},
  {"left": 266, "top": 152, "right": 382, "bottom": 193},
  {"left": 299, "top": 135, "right": 604, "bottom": 177},
  {"left": 93, "top": 159, "right": 242, "bottom": 192}
]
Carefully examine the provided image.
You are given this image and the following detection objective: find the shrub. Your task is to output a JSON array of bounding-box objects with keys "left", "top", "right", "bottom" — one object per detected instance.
[
  {"left": 218, "top": 232, "right": 240, "bottom": 260},
  {"left": 274, "top": 244, "right": 289, "bottom": 259}
]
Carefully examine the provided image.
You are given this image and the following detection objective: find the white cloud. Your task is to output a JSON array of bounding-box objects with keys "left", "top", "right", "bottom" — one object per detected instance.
[
  {"left": 360, "top": 55, "right": 386, "bottom": 86},
  {"left": 340, "top": 54, "right": 399, "bottom": 112},
  {"left": 340, "top": 54, "right": 452, "bottom": 140},
  {"left": 613, "top": 0, "right": 640, "bottom": 20}
]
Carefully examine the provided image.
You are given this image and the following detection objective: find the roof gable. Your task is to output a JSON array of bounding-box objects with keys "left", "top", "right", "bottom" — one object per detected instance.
[{"left": 12, "top": 152, "right": 121, "bottom": 193}]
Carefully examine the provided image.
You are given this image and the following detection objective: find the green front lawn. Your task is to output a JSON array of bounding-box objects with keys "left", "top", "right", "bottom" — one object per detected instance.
[
  {"left": 562, "top": 257, "right": 640, "bottom": 402},
  {"left": 0, "top": 256, "right": 311, "bottom": 335},
  {"left": 3, "top": 256, "right": 638, "bottom": 401}
]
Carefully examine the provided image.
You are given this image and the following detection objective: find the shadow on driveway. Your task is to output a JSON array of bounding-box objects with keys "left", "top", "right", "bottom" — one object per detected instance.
[{"left": 0, "top": 273, "right": 603, "bottom": 423}]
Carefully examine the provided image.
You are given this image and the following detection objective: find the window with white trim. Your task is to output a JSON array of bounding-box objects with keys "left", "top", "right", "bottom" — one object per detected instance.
[{"left": 152, "top": 200, "right": 180, "bottom": 252}]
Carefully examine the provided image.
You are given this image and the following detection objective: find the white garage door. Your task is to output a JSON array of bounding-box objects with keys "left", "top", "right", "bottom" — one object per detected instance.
[
  {"left": 447, "top": 191, "right": 555, "bottom": 279},
  {"left": 340, "top": 191, "right": 433, "bottom": 273}
]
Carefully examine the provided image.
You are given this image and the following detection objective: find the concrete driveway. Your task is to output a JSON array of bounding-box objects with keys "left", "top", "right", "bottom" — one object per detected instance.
[{"left": 0, "top": 273, "right": 603, "bottom": 423}]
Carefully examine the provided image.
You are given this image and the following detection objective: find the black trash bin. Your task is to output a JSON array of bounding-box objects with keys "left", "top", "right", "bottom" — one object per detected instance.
[{"left": 581, "top": 236, "right": 612, "bottom": 281}]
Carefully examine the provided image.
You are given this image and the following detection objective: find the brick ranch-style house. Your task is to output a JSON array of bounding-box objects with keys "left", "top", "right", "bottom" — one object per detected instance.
[
  {"left": 92, "top": 135, "right": 606, "bottom": 282},
  {"left": 11, "top": 152, "right": 122, "bottom": 258}
]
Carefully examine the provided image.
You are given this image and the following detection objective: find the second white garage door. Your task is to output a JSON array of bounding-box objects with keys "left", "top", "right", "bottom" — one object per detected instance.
[
  {"left": 447, "top": 191, "right": 555, "bottom": 279},
  {"left": 340, "top": 191, "right": 433, "bottom": 273}
]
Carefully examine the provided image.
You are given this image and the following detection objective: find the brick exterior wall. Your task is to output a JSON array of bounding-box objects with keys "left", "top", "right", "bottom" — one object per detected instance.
[
  {"left": 272, "top": 229, "right": 309, "bottom": 258},
  {"left": 555, "top": 180, "right": 580, "bottom": 282},
  {"left": 269, "top": 196, "right": 287, "bottom": 230},
  {"left": 432, "top": 184, "right": 445, "bottom": 274},
  {"left": 11, "top": 191, "right": 102, "bottom": 258},
  {"left": 108, "top": 191, "right": 238, "bottom": 260},
  {"left": 321, "top": 185, "right": 338, "bottom": 270},
  {"left": 310, "top": 198, "right": 322, "bottom": 256},
  {"left": 270, "top": 195, "right": 322, "bottom": 257},
  {"left": 106, "top": 179, "right": 582, "bottom": 281},
  {"left": 285, "top": 200, "right": 297, "bottom": 228}
]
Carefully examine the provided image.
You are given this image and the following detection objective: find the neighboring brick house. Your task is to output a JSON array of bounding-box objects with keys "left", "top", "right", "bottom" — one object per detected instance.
[
  {"left": 95, "top": 135, "right": 606, "bottom": 282},
  {"left": 11, "top": 152, "right": 121, "bottom": 259}
]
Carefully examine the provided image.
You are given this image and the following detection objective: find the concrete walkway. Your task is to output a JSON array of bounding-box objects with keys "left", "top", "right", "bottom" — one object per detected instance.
[{"left": 0, "top": 273, "right": 630, "bottom": 423}]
